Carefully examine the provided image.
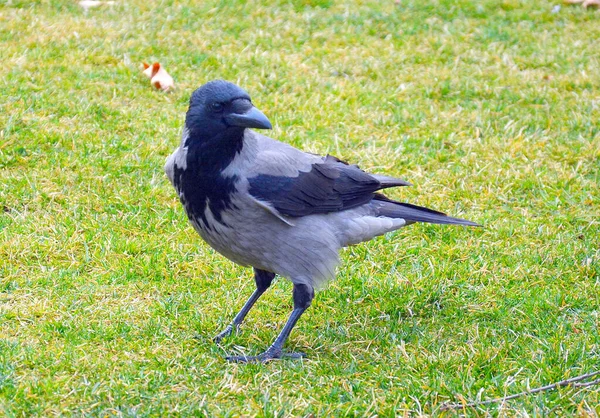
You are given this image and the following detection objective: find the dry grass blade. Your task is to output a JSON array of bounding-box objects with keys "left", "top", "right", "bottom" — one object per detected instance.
[{"left": 582, "top": 0, "right": 600, "bottom": 8}]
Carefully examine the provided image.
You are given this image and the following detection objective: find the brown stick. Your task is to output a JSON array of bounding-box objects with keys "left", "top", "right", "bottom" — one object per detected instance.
[{"left": 440, "top": 371, "right": 600, "bottom": 411}]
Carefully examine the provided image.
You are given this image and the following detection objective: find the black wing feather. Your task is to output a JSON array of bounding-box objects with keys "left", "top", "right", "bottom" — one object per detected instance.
[{"left": 248, "top": 157, "right": 398, "bottom": 217}]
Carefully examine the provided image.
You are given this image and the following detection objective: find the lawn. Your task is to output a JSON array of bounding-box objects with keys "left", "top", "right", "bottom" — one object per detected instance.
[{"left": 1, "top": 0, "right": 599, "bottom": 415}]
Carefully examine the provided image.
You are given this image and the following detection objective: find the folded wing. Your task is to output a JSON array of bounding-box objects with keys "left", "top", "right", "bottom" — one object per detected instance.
[{"left": 248, "top": 155, "right": 410, "bottom": 217}]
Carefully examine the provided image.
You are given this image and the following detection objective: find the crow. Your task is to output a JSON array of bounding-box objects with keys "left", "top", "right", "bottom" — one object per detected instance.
[{"left": 165, "top": 80, "right": 479, "bottom": 362}]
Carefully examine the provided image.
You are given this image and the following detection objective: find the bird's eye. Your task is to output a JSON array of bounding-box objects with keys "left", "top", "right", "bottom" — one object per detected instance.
[{"left": 211, "top": 102, "right": 224, "bottom": 113}]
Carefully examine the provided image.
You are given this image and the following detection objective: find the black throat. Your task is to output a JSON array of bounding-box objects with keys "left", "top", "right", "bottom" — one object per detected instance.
[{"left": 173, "top": 127, "right": 245, "bottom": 227}]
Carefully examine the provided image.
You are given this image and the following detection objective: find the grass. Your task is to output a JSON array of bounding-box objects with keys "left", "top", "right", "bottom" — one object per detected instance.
[{"left": 1, "top": 0, "right": 599, "bottom": 415}]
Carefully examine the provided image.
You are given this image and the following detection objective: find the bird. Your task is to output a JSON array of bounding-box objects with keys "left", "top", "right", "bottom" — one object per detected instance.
[{"left": 165, "top": 80, "right": 479, "bottom": 363}]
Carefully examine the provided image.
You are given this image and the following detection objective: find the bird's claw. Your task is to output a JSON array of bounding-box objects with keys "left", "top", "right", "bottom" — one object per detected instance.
[
  {"left": 213, "top": 324, "right": 235, "bottom": 343},
  {"left": 225, "top": 347, "right": 305, "bottom": 363}
]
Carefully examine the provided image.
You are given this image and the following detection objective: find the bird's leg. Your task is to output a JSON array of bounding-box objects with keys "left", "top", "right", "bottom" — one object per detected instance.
[
  {"left": 226, "top": 283, "right": 314, "bottom": 363},
  {"left": 213, "top": 269, "right": 275, "bottom": 343}
]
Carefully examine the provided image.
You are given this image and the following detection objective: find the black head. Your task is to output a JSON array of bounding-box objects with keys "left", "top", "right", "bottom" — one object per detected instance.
[{"left": 185, "top": 80, "right": 272, "bottom": 142}]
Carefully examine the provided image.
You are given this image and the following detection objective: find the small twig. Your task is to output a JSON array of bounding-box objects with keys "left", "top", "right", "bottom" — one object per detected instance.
[
  {"left": 573, "top": 378, "right": 600, "bottom": 388},
  {"left": 440, "top": 371, "right": 600, "bottom": 411}
]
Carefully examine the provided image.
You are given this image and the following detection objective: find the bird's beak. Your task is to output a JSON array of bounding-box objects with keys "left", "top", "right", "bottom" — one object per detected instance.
[{"left": 224, "top": 106, "right": 272, "bottom": 130}]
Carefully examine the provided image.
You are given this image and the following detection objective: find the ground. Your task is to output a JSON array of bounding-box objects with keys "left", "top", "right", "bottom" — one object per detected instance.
[{"left": 1, "top": 0, "right": 599, "bottom": 416}]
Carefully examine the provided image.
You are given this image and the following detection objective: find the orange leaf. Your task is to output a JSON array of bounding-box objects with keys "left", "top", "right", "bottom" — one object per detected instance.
[{"left": 141, "top": 62, "right": 174, "bottom": 92}]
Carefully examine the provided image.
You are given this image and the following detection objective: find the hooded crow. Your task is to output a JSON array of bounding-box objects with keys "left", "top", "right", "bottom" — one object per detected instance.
[{"left": 165, "top": 80, "right": 479, "bottom": 363}]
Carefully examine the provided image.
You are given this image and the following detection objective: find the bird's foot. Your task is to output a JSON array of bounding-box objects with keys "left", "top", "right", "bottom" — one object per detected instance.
[
  {"left": 213, "top": 324, "right": 235, "bottom": 343},
  {"left": 225, "top": 347, "right": 305, "bottom": 363}
]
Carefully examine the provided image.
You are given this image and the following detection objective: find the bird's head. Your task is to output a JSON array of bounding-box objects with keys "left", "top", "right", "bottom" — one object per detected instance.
[{"left": 184, "top": 80, "right": 272, "bottom": 143}]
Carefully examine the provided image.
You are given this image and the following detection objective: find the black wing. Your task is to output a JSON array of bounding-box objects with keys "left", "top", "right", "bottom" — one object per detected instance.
[{"left": 248, "top": 155, "right": 409, "bottom": 217}]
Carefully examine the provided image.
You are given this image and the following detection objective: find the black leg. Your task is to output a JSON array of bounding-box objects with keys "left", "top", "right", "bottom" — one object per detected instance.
[
  {"left": 213, "top": 268, "right": 275, "bottom": 343},
  {"left": 226, "top": 283, "right": 314, "bottom": 363}
]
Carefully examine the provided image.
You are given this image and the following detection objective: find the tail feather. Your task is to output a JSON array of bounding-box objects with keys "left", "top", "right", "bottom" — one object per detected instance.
[{"left": 373, "top": 196, "right": 480, "bottom": 227}]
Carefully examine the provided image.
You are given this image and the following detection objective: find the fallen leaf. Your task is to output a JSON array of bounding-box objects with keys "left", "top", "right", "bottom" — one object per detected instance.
[
  {"left": 583, "top": 0, "right": 600, "bottom": 8},
  {"left": 142, "top": 62, "right": 175, "bottom": 92},
  {"left": 141, "top": 62, "right": 155, "bottom": 79}
]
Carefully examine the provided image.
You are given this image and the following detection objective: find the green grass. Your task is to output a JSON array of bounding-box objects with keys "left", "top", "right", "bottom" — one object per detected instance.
[{"left": 1, "top": 0, "right": 599, "bottom": 415}]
